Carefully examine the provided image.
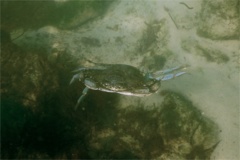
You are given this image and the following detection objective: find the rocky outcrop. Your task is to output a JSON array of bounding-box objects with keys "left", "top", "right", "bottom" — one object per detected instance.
[
  {"left": 1, "top": 32, "right": 59, "bottom": 108},
  {"left": 86, "top": 91, "right": 220, "bottom": 159},
  {"left": 197, "top": 0, "right": 239, "bottom": 40}
]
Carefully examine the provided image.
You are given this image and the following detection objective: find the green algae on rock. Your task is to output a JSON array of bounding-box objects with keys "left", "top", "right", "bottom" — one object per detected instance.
[
  {"left": 197, "top": 0, "right": 239, "bottom": 40},
  {"left": 85, "top": 91, "right": 220, "bottom": 159},
  {"left": 158, "top": 91, "right": 220, "bottom": 159}
]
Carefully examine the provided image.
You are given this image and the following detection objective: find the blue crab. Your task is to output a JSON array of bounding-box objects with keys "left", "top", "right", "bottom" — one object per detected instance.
[{"left": 70, "top": 61, "right": 187, "bottom": 109}]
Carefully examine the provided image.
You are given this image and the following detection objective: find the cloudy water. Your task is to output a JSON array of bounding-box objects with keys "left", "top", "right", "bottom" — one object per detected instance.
[{"left": 1, "top": 0, "right": 239, "bottom": 159}]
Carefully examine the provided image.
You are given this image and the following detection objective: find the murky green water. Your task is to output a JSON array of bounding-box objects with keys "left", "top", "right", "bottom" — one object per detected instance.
[{"left": 1, "top": 0, "right": 239, "bottom": 159}]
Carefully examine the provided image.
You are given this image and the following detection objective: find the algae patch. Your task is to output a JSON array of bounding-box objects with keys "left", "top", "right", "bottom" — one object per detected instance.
[
  {"left": 181, "top": 38, "right": 229, "bottom": 64},
  {"left": 84, "top": 91, "right": 220, "bottom": 159}
]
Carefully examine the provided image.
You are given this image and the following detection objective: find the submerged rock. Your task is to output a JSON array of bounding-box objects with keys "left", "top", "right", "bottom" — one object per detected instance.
[
  {"left": 1, "top": 32, "right": 59, "bottom": 108},
  {"left": 197, "top": 0, "right": 239, "bottom": 40},
  {"left": 85, "top": 91, "right": 220, "bottom": 159},
  {"left": 158, "top": 91, "right": 220, "bottom": 159},
  {"left": 1, "top": 31, "right": 85, "bottom": 159}
]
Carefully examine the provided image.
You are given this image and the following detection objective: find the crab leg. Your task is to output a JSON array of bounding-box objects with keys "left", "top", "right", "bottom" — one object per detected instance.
[
  {"left": 74, "top": 87, "right": 89, "bottom": 110},
  {"left": 153, "top": 65, "right": 187, "bottom": 76},
  {"left": 149, "top": 65, "right": 188, "bottom": 80},
  {"left": 70, "top": 74, "right": 81, "bottom": 85}
]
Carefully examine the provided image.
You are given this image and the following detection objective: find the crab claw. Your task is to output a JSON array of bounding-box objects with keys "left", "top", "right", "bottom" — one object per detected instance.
[{"left": 160, "top": 71, "right": 186, "bottom": 81}]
